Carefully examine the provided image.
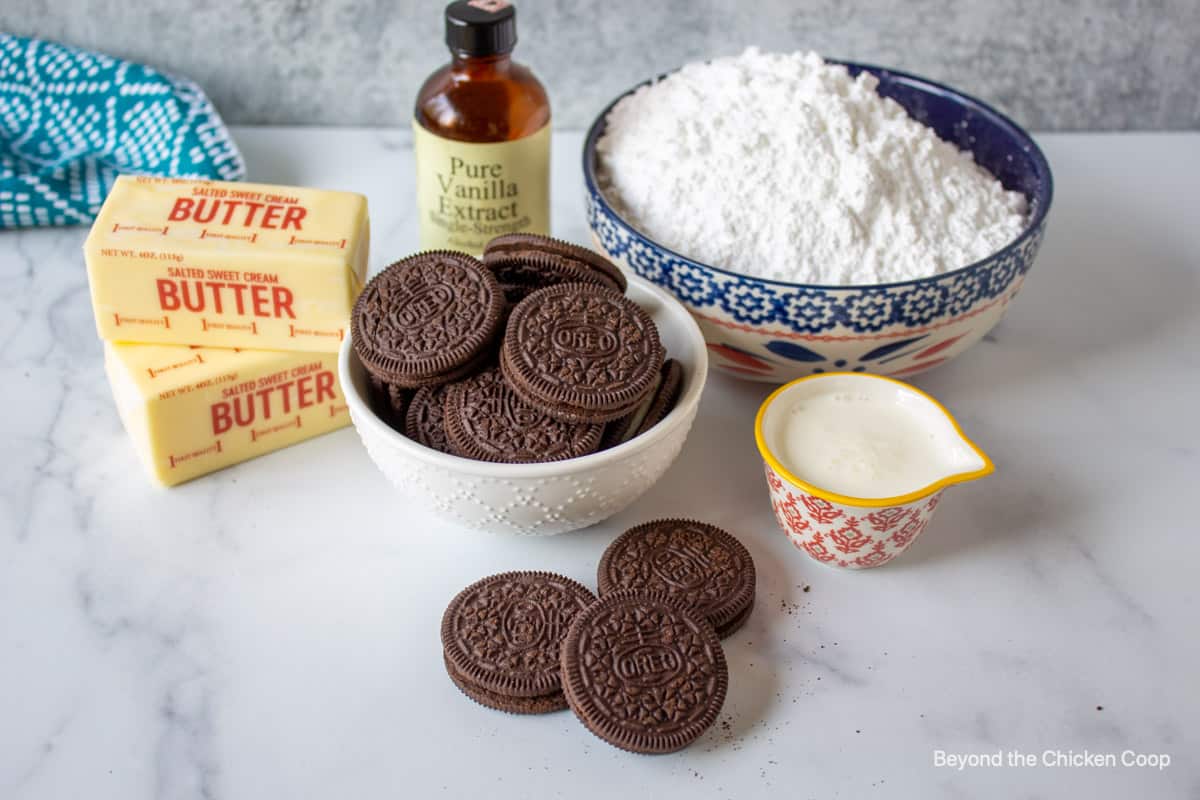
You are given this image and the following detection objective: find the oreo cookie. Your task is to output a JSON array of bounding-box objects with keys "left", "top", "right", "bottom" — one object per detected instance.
[
  {"left": 367, "top": 375, "right": 411, "bottom": 429},
  {"left": 560, "top": 590, "right": 728, "bottom": 753},
  {"left": 485, "top": 252, "right": 619, "bottom": 305},
  {"left": 404, "top": 383, "right": 452, "bottom": 453},
  {"left": 443, "top": 368, "right": 603, "bottom": 463},
  {"left": 600, "top": 358, "right": 684, "bottom": 449},
  {"left": 596, "top": 519, "right": 755, "bottom": 639},
  {"left": 441, "top": 571, "right": 596, "bottom": 715},
  {"left": 501, "top": 284, "right": 665, "bottom": 424},
  {"left": 713, "top": 596, "right": 755, "bottom": 639},
  {"left": 443, "top": 655, "right": 568, "bottom": 714},
  {"left": 483, "top": 233, "right": 626, "bottom": 301},
  {"left": 351, "top": 251, "right": 503, "bottom": 388}
]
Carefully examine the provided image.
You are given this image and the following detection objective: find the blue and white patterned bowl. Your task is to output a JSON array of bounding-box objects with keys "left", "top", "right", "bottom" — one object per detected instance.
[{"left": 583, "top": 61, "right": 1053, "bottom": 382}]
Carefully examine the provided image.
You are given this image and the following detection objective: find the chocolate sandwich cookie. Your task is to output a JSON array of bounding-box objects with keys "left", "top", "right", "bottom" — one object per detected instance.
[
  {"left": 444, "top": 656, "right": 568, "bottom": 715},
  {"left": 351, "top": 251, "right": 503, "bottom": 388},
  {"left": 485, "top": 252, "right": 619, "bottom": 305},
  {"left": 597, "top": 519, "right": 755, "bottom": 639},
  {"left": 367, "top": 375, "right": 411, "bottom": 429},
  {"left": 600, "top": 358, "right": 684, "bottom": 449},
  {"left": 483, "top": 233, "right": 627, "bottom": 301},
  {"left": 442, "top": 571, "right": 596, "bottom": 714},
  {"left": 560, "top": 590, "right": 728, "bottom": 753},
  {"left": 501, "top": 284, "right": 665, "bottom": 424},
  {"left": 713, "top": 595, "right": 755, "bottom": 639},
  {"left": 404, "top": 383, "right": 452, "bottom": 453},
  {"left": 443, "top": 368, "right": 603, "bottom": 463}
]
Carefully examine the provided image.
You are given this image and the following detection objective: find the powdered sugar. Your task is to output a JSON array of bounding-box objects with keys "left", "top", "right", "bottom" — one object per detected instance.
[{"left": 596, "top": 49, "right": 1028, "bottom": 286}]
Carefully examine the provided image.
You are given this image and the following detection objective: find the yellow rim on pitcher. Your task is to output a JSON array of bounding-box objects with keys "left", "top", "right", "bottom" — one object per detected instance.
[{"left": 753, "top": 372, "right": 995, "bottom": 508}]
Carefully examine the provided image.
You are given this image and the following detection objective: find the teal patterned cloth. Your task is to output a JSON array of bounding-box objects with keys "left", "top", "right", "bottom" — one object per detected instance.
[{"left": 0, "top": 34, "right": 245, "bottom": 229}]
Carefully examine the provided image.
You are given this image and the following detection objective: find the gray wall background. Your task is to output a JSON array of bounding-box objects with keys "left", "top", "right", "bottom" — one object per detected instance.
[{"left": 4, "top": 0, "right": 1198, "bottom": 131}]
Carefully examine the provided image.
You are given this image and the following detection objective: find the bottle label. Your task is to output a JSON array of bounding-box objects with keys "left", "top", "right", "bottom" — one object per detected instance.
[{"left": 413, "top": 121, "right": 550, "bottom": 253}]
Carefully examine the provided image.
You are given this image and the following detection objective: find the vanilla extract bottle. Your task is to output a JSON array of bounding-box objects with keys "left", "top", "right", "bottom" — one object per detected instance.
[{"left": 414, "top": 0, "right": 550, "bottom": 253}]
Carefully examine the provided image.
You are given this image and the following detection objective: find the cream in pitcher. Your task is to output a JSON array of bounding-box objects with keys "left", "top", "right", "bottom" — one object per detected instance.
[
  {"left": 769, "top": 385, "right": 988, "bottom": 499},
  {"left": 755, "top": 373, "right": 993, "bottom": 569}
]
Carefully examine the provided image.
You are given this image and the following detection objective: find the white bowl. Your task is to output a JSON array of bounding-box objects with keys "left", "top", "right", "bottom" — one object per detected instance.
[{"left": 339, "top": 274, "right": 709, "bottom": 535}]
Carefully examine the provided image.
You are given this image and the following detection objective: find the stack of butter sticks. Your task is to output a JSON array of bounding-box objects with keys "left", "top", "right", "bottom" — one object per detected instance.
[{"left": 84, "top": 176, "right": 369, "bottom": 486}]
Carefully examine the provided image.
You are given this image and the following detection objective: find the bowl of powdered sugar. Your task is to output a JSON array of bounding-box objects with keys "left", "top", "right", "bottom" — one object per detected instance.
[{"left": 584, "top": 48, "right": 1052, "bottom": 382}]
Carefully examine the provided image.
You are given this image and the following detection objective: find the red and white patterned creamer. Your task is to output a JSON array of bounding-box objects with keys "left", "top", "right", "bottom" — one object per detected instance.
[{"left": 765, "top": 464, "right": 944, "bottom": 569}]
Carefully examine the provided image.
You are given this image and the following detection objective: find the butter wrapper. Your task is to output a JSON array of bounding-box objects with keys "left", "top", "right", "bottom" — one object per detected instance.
[
  {"left": 105, "top": 342, "right": 350, "bottom": 486},
  {"left": 85, "top": 176, "right": 368, "bottom": 352}
]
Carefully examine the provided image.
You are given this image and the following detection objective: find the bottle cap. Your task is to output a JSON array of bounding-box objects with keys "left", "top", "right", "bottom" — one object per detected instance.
[{"left": 445, "top": 1, "right": 517, "bottom": 57}]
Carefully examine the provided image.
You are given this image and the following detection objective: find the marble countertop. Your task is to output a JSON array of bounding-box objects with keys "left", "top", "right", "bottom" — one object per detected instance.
[{"left": 2, "top": 129, "right": 1197, "bottom": 799}]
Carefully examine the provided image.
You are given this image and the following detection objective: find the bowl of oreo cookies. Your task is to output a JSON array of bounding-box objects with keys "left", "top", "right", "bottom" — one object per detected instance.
[{"left": 339, "top": 234, "right": 709, "bottom": 535}]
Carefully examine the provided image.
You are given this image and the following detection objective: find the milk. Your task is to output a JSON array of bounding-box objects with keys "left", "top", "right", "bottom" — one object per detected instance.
[{"left": 760, "top": 378, "right": 988, "bottom": 499}]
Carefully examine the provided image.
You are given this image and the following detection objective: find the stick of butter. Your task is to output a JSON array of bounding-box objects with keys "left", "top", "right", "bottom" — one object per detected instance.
[
  {"left": 85, "top": 176, "right": 369, "bottom": 352},
  {"left": 105, "top": 342, "right": 351, "bottom": 486}
]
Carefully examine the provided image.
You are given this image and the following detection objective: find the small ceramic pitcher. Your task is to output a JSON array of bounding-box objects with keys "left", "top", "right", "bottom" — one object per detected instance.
[{"left": 754, "top": 373, "right": 993, "bottom": 569}]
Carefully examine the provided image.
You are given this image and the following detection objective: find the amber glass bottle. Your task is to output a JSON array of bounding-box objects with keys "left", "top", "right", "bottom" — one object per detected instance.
[{"left": 413, "top": 1, "right": 550, "bottom": 254}]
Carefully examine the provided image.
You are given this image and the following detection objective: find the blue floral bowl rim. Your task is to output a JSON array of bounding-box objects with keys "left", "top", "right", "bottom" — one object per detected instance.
[{"left": 582, "top": 58, "right": 1054, "bottom": 292}]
